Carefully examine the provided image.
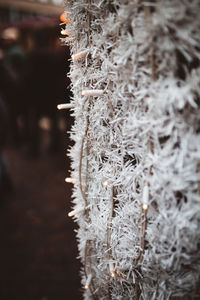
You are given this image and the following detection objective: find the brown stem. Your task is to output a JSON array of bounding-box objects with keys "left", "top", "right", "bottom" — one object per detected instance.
[
  {"left": 144, "top": 4, "right": 156, "bottom": 81},
  {"left": 106, "top": 186, "right": 114, "bottom": 255},
  {"left": 139, "top": 209, "right": 147, "bottom": 263},
  {"left": 87, "top": 0, "right": 91, "bottom": 45},
  {"left": 197, "top": 163, "right": 200, "bottom": 195},
  {"left": 79, "top": 99, "right": 91, "bottom": 219},
  {"left": 106, "top": 186, "right": 114, "bottom": 300},
  {"left": 84, "top": 240, "right": 97, "bottom": 300},
  {"left": 106, "top": 96, "right": 115, "bottom": 118},
  {"left": 79, "top": 134, "right": 88, "bottom": 208}
]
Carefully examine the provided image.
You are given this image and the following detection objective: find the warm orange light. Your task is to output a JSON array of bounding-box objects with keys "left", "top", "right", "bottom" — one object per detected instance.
[
  {"left": 60, "top": 11, "right": 70, "bottom": 23},
  {"left": 60, "top": 12, "right": 71, "bottom": 23}
]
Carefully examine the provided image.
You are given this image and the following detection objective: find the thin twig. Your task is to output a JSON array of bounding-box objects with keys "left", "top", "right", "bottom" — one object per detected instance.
[
  {"left": 79, "top": 97, "right": 92, "bottom": 217},
  {"left": 138, "top": 141, "right": 152, "bottom": 263},
  {"left": 139, "top": 209, "right": 147, "bottom": 263},
  {"left": 88, "top": 244, "right": 98, "bottom": 300},
  {"left": 87, "top": 0, "right": 91, "bottom": 45},
  {"left": 84, "top": 240, "right": 97, "bottom": 300},
  {"left": 79, "top": 123, "right": 89, "bottom": 210},
  {"left": 197, "top": 163, "right": 200, "bottom": 195},
  {"left": 106, "top": 186, "right": 114, "bottom": 300},
  {"left": 106, "top": 186, "right": 114, "bottom": 253},
  {"left": 79, "top": 139, "right": 87, "bottom": 207},
  {"left": 106, "top": 96, "right": 115, "bottom": 118},
  {"left": 144, "top": 3, "right": 156, "bottom": 81}
]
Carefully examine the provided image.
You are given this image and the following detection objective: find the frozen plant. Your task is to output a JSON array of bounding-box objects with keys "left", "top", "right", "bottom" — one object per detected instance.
[{"left": 63, "top": 0, "right": 200, "bottom": 299}]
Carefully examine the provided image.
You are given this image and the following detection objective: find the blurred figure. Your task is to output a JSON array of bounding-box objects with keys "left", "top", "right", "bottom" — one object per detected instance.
[
  {"left": 0, "top": 26, "right": 26, "bottom": 144},
  {"left": 0, "top": 22, "right": 71, "bottom": 157},
  {"left": 22, "top": 25, "right": 71, "bottom": 157},
  {"left": 1, "top": 27, "right": 25, "bottom": 76}
]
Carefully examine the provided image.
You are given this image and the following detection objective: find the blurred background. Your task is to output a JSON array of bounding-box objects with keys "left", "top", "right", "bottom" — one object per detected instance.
[{"left": 0, "top": 0, "right": 81, "bottom": 299}]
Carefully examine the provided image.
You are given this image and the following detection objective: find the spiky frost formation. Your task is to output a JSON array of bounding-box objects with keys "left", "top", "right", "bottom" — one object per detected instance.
[{"left": 63, "top": 0, "right": 200, "bottom": 299}]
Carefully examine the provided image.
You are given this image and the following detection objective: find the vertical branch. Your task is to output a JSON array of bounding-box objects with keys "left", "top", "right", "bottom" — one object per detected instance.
[
  {"left": 79, "top": 99, "right": 90, "bottom": 215},
  {"left": 106, "top": 96, "right": 115, "bottom": 118},
  {"left": 84, "top": 240, "right": 97, "bottom": 300},
  {"left": 135, "top": 279, "right": 142, "bottom": 300},
  {"left": 84, "top": 240, "right": 89, "bottom": 278},
  {"left": 82, "top": 2, "right": 97, "bottom": 298},
  {"left": 87, "top": 0, "right": 91, "bottom": 46},
  {"left": 139, "top": 209, "right": 147, "bottom": 263},
  {"left": 80, "top": 98, "right": 98, "bottom": 299},
  {"left": 144, "top": 4, "right": 156, "bottom": 81},
  {"left": 106, "top": 186, "right": 114, "bottom": 255},
  {"left": 197, "top": 163, "right": 200, "bottom": 195},
  {"left": 106, "top": 185, "right": 114, "bottom": 299},
  {"left": 79, "top": 137, "right": 87, "bottom": 207},
  {"left": 137, "top": 2, "right": 156, "bottom": 266},
  {"left": 135, "top": 8, "right": 156, "bottom": 298},
  {"left": 138, "top": 140, "right": 153, "bottom": 263},
  {"left": 85, "top": 133, "right": 90, "bottom": 195}
]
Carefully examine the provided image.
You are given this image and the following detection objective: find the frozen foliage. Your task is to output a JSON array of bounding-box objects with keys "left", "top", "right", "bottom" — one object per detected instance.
[{"left": 63, "top": 0, "right": 200, "bottom": 299}]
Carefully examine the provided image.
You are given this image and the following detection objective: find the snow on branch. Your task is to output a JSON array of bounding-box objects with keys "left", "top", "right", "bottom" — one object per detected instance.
[{"left": 63, "top": 0, "right": 200, "bottom": 298}]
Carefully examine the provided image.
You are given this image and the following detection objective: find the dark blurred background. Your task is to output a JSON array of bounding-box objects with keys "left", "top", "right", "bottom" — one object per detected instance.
[{"left": 0, "top": 0, "right": 81, "bottom": 299}]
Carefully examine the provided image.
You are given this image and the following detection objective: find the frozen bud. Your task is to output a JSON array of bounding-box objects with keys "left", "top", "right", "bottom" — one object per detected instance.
[
  {"left": 57, "top": 103, "right": 75, "bottom": 110},
  {"left": 65, "top": 177, "right": 76, "bottom": 184},
  {"left": 109, "top": 262, "right": 115, "bottom": 278},
  {"left": 68, "top": 208, "right": 83, "bottom": 217},
  {"left": 61, "top": 29, "right": 70, "bottom": 36},
  {"left": 82, "top": 89, "right": 104, "bottom": 97},
  {"left": 72, "top": 50, "right": 88, "bottom": 60},
  {"left": 84, "top": 274, "right": 92, "bottom": 290},
  {"left": 103, "top": 179, "right": 113, "bottom": 187},
  {"left": 142, "top": 203, "right": 148, "bottom": 210},
  {"left": 142, "top": 183, "right": 149, "bottom": 210}
]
